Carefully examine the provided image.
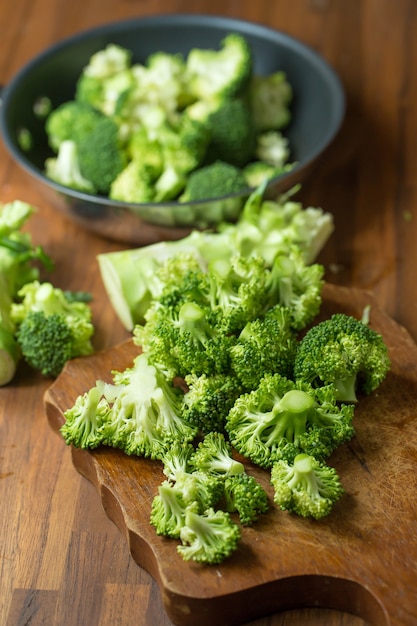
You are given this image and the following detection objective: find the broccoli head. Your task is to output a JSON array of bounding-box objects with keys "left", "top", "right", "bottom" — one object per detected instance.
[
  {"left": 45, "top": 100, "right": 104, "bottom": 152},
  {"left": 223, "top": 473, "right": 269, "bottom": 526},
  {"left": 293, "top": 313, "right": 391, "bottom": 402},
  {"left": 109, "top": 160, "right": 160, "bottom": 203},
  {"left": 180, "top": 160, "right": 248, "bottom": 202},
  {"left": 255, "top": 130, "right": 290, "bottom": 168},
  {"left": 45, "top": 140, "right": 96, "bottom": 193},
  {"left": 190, "top": 431, "right": 245, "bottom": 477},
  {"left": 150, "top": 480, "right": 191, "bottom": 538},
  {"left": 60, "top": 385, "right": 111, "bottom": 448},
  {"left": 249, "top": 71, "right": 293, "bottom": 132},
  {"left": 270, "top": 453, "right": 344, "bottom": 519}
]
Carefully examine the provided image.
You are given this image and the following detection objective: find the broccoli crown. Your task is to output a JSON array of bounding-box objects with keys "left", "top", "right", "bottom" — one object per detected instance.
[
  {"left": 77, "top": 116, "right": 127, "bottom": 194},
  {"left": 160, "top": 115, "right": 210, "bottom": 174},
  {"left": 255, "top": 131, "right": 290, "bottom": 168},
  {"left": 45, "top": 140, "right": 95, "bottom": 193},
  {"left": 150, "top": 480, "right": 191, "bottom": 538},
  {"left": 109, "top": 160, "right": 160, "bottom": 203},
  {"left": 180, "top": 160, "right": 248, "bottom": 202},
  {"left": 249, "top": 71, "right": 293, "bottom": 132},
  {"left": 190, "top": 431, "right": 245, "bottom": 477},
  {"left": 45, "top": 100, "right": 104, "bottom": 151},
  {"left": 61, "top": 385, "right": 111, "bottom": 448},
  {"left": 185, "top": 33, "right": 253, "bottom": 101},
  {"left": 162, "top": 440, "right": 196, "bottom": 482},
  {"left": 98, "top": 353, "right": 197, "bottom": 458},
  {"left": 177, "top": 506, "right": 241, "bottom": 564},
  {"left": 270, "top": 453, "right": 344, "bottom": 519},
  {"left": 226, "top": 373, "right": 355, "bottom": 469},
  {"left": 230, "top": 304, "right": 298, "bottom": 389},
  {"left": 243, "top": 160, "right": 292, "bottom": 189},
  {"left": 127, "top": 127, "right": 164, "bottom": 169},
  {"left": 223, "top": 473, "right": 269, "bottom": 526},
  {"left": 175, "top": 470, "right": 224, "bottom": 512},
  {"left": 293, "top": 313, "right": 391, "bottom": 402},
  {"left": 181, "top": 372, "right": 244, "bottom": 434}
]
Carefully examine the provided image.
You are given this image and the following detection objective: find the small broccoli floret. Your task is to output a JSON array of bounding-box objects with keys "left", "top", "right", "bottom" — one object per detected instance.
[
  {"left": 150, "top": 480, "right": 191, "bottom": 538},
  {"left": 223, "top": 473, "right": 269, "bottom": 526},
  {"left": 243, "top": 161, "right": 294, "bottom": 189},
  {"left": 109, "top": 160, "right": 159, "bottom": 203},
  {"left": 191, "top": 432, "right": 245, "bottom": 477},
  {"left": 294, "top": 313, "right": 391, "bottom": 402},
  {"left": 45, "top": 100, "right": 104, "bottom": 152},
  {"left": 249, "top": 71, "right": 293, "bottom": 132},
  {"left": 162, "top": 440, "right": 197, "bottom": 482},
  {"left": 175, "top": 470, "right": 225, "bottom": 512},
  {"left": 230, "top": 305, "right": 298, "bottom": 389},
  {"left": 178, "top": 506, "right": 241, "bottom": 564},
  {"left": 159, "top": 115, "right": 210, "bottom": 175},
  {"left": 226, "top": 373, "right": 355, "bottom": 469},
  {"left": 181, "top": 372, "right": 244, "bottom": 434},
  {"left": 255, "top": 131, "right": 290, "bottom": 168},
  {"left": 180, "top": 160, "right": 248, "bottom": 202},
  {"left": 60, "top": 385, "right": 111, "bottom": 448},
  {"left": 185, "top": 33, "right": 253, "bottom": 101},
  {"left": 127, "top": 127, "right": 164, "bottom": 169},
  {"left": 45, "top": 140, "right": 95, "bottom": 193},
  {"left": 270, "top": 453, "right": 344, "bottom": 519}
]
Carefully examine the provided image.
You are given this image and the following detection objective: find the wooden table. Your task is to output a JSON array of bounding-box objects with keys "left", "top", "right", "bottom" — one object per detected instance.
[{"left": 1, "top": 1, "right": 416, "bottom": 625}]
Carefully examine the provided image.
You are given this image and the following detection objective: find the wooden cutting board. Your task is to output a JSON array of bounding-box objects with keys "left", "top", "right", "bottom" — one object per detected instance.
[{"left": 44, "top": 284, "right": 417, "bottom": 626}]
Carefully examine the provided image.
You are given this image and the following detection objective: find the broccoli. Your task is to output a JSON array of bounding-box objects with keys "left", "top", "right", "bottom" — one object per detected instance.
[
  {"left": 243, "top": 160, "right": 294, "bottom": 189},
  {"left": 159, "top": 115, "right": 210, "bottom": 175},
  {"left": 181, "top": 372, "right": 244, "bottom": 434},
  {"left": 229, "top": 305, "right": 298, "bottom": 389},
  {"left": 174, "top": 470, "right": 224, "bottom": 513},
  {"left": 11, "top": 281, "right": 94, "bottom": 377},
  {"left": 0, "top": 277, "right": 20, "bottom": 386},
  {"left": 180, "top": 160, "right": 248, "bottom": 202},
  {"left": 293, "top": 313, "right": 391, "bottom": 402},
  {"left": 223, "top": 473, "right": 269, "bottom": 526},
  {"left": 127, "top": 126, "right": 164, "bottom": 169},
  {"left": 185, "top": 33, "right": 253, "bottom": 101},
  {"left": 249, "top": 71, "right": 293, "bottom": 132},
  {"left": 226, "top": 373, "right": 355, "bottom": 469},
  {"left": 270, "top": 453, "right": 344, "bottom": 519},
  {"left": 191, "top": 432, "right": 245, "bottom": 477},
  {"left": 161, "top": 440, "right": 197, "bottom": 482},
  {"left": 150, "top": 480, "right": 192, "bottom": 538},
  {"left": 44, "top": 100, "right": 104, "bottom": 152},
  {"left": 60, "top": 385, "right": 111, "bottom": 448},
  {"left": 177, "top": 506, "right": 241, "bottom": 564},
  {"left": 97, "top": 353, "right": 197, "bottom": 458},
  {"left": 44, "top": 140, "right": 95, "bottom": 193},
  {"left": 255, "top": 130, "right": 290, "bottom": 168},
  {"left": 109, "top": 160, "right": 160, "bottom": 203}
]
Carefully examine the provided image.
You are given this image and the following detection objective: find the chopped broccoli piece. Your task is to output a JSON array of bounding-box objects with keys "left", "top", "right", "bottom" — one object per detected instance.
[
  {"left": 230, "top": 304, "right": 298, "bottom": 389},
  {"left": 45, "top": 140, "right": 96, "bottom": 193},
  {"left": 161, "top": 440, "right": 196, "bottom": 482},
  {"left": 45, "top": 100, "right": 104, "bottom": 152},
  {"left": 109, "top": 160, "right": 159, "bottom": 203},
  {"left": 178, "top": 506, "right": 241, "bottom": 564},
  {"left": 294, "top": 313, "right": 391, "bottom": 402},
  {"left": 191, "top": 432, "right": 245, "bottom": 477},
  {"left": 185, "top": 33, "right": 253, "bottom": 101},
  {"left": 255, "top": 130, "right": 290, "bottom": 167},
  {"left": 181, "top": 372, "right": 244, "bottom": 434},
  {"left": 150, "top": 480, "right": 191, "bottom": 538},
  {"left": 223, "top": 473, "right": 269, "bottom": 526},
  {"left": 175, "top": 470, "right": 224, "bottom": 513},
  {"left": 243, "top": 160, "right": 294, "bottom": 188},
  {"left": 270, "top": 453, "right": 344, "bottom": 519},
  {"left": 180, "top": 160, "right": 248, "bottom": 202},
  {"left": 159, "top": 115, "right": 210, "bottom": 175},
  {"left": 249, "top": 71, "right": 293, "bottom": 131},
  {"left": 226, "top": 373, "right": 355, "bottom": 468},
  {"left": 127, "top": 126, "right": 164, "bottom": 169},
  {"left": 60, "top": 385, "right": 111, "bottom": 448}
]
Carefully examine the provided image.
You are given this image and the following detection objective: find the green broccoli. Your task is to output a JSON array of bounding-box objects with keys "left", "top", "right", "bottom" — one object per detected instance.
[
  {"left": 181, "top": 372, "right": 244, "bottom": 434},
  {"left": 161, "top": 441, "right": 197, "bottom": 482},
  {"left": 150, "top": 480, "right": 192, "bottom": 538},
  {"left": 223, "top": 473, "right": 269, "bottom": 526},
  {"left": 229, "top": 304, "right": 298, "bottom": 389},
  {"left": 11, "top": 281, "right": 94, "bottom": 377},
  {"left": 44, "top": 100, "right": 104, "bottom": 152},
  {"left": 109, "top": 160, "right": 160, "bottom": 203},
  {"left": 127, "top": 126, "right": 164, "bottom": 169},
  {"left": 44, "top": 140, "right": 96, "bottom": 193},
  {"left": 249, "top": 71, "right": 293, "bottom": 132},
  {"left": 159, "top": 115, "right": 210, "bottom": 175},
  {"left": 226, "top": 373, "right": 355, "bottom": 469},
  {"left": 177, "top": 506, "right": 241, "bottom": 564},
  {"left": 243, "top": 160, "right": 294, "bottom": 189},
  {"left": 185, "top": 33, "right": 253, "bottom": 101},
  {"left": 180, "top": 160, "right": 248, "bottom": 202},
  {"left": 191, "top": 432, "right": 245, "bottom": 477},
  {"left": 270, "top": 453, "right": 344, "bottom": 519},
  {"left": 97, "top": 353, "right": 197, "bottom": 458},
  {"left": 174, "top": 470, "right": 224, "bottom": 513},
  {"left": 293, "top": 313, "right": 391, "bottom": 402},
  {"left": 255, "top": 130, "right": 290, "bottom": 168},
  {"left": 60, "top": 385, "right": 111, "bottom": 448}
]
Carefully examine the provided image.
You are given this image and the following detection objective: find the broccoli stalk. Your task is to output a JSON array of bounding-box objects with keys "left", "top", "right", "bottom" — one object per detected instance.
[
  {"left": 191, "top": 432, "right": 245, "bottom": 477},
  {"left": 270, "top": 453, "right": 344, "bottom": 519}
]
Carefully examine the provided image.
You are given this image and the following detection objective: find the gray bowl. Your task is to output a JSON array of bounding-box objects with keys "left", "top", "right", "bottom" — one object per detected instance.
[{"left": 0, "top": 14, "right": 345, "bottom": 244}]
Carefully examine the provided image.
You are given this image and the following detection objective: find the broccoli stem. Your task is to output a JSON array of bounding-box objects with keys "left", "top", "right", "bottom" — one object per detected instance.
[
  {"left": 266, "top": 389, "right": 315, "bottom": 447},
  {"left": 333, "top": 375, "right": 358, "bottom": 403}
]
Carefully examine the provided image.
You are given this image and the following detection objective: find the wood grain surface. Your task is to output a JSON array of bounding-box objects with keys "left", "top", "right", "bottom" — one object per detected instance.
[{"left": 1, "top": 2, "right": 417, "bottom": 626}]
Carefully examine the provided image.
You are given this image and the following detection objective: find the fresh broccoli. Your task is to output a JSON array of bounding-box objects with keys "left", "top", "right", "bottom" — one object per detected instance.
[
  {"left": 180, "top": 160, "right": 248, "bottom": 202},
  {"left": 159, "top": 115, "right": 210, "bottom": 175},
  {"left": 109, "top": 160, "right": 160, "bottom": 203},
  {"left": 60, "top": 385, "right": 111, "bottom": 448},
  {"left": 97, "top": 353, "right": 197, "bottom": 458},
  {"left": 226, "top": 373, "right": 355, "bottom": 469},
  {"left": 174, "top": 470, "right": 225, "bottom": 513},
  {"left": 177, "top": 506, "right": 241, "bottom": 564},
  {"left": 0, "top": 276, "right": 20, "bottom": 386},
  {"left": 44, "top": 100, "right": 104, "bottom": 152},
  {"left": 44, "top": 140, "right": 95, "bottom": 193},
  {"left": 185, "top": 33, "right": 253, "bottom": 101},
  {"left": 229, "top": 305, "right": 298, "bottom": 389},
  {"left": 223, "top": 473, "right": 269, "bottom": 526},
  {"left": 161, "top": 440, "right": 197, "bottom": 482},
  {"left": 150, "top": 480, "right": 192, "bottom": 538},
  {"left": 255, "top": 130, "right": 290, "bottom": 168},
  {"left": 154, "top": 166, "right": 187, "bottom": 202},
  {"left": 181, "top": 372, "right": 244, "bottom": 434},
  {"left": 293, "top": 313, "right": 391, "bottom": 402},
  {"left": 270, "top": 453, "right": 344, "bottom": 519},
  {"left": 11, "top": 281, "right": 94, "bottom": 377},
  {"left": 127, "top": 126, "right": 164, "bottom": 169},
  {"left": 249, "top": 71, "right": 293, "bottom": 132},
  {"left": 191, "top": 432, "right": 245, "bottom": 477},
  {"left": 243, "top": 160, "right": 294, "bottom": 189}
]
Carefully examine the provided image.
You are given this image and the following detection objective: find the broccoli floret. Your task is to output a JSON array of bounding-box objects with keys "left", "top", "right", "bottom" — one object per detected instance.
[
  {"left": 249, "top": 71, "right": 293, "bottom": 132},
  {"left": 159, "top": 115, "right": 210, "bottom": 175},
  {"left": 44, "top": 140, "right": 96, "bottom": 193},
  {"left": 181, "top": 372, "right": 244, "bottom": 434},
  {"left": 109, "top": 160, "right": 160, "bottom": 203},
  {"left": 98, "top": 353, "right": 196, "bottom": 458},
  {"left": 11, "top": 281, "right": 94, "bottom": 377},
  {"left": 270, "top": 453, "right": 344, "bottom": 519},
  {"left": 150, "top": 480, "right": 191, "bottom": 538},
  {"left": 243, "top": 160, "right": 294, "bottom": 189},
  {"left": 175, "top": 470, "right": 224, "bottom": 513},
  {"left": 161, "top": 440, "right": 196, "bottom": 482},
  {"left": 255, "top": 130, "right": 290, "bottom": 167},
  {"left": 127, "top": 127, "right": 164, "bottom": 169},
  {"left": 230, "top": 305, "right": 298, "bottom": 389},
  {"left": 154, "top": 166, "right": 187, "bottom": 202},
  {"left": 294, "top": 313, "right": 391, "bottom": 402},
  {"left": 60, "top": 385, "right": 111, "bottom": 448},
  {"left": 226, "top": 373, "right": 355, "bottom": 469},
  {"left": 178, "top": 506, "right": 241, "bottom": 564},
  {"left": 45, "top": 100, "right": 104, "bottom": 152},
  {"left": 191, "top": 432, "right": 245, "bottom": 477},
  {"left": 185, "top": 33, "right": 253, "bottom": 101},
  {"left": 223, "top": 473, "right": 269, "bottom": 526},
  {"left": 180, "top": 160, "right": 248, "bottom": 202}
]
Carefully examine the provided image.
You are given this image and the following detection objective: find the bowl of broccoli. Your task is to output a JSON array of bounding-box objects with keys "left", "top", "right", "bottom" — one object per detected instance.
[{"left": 0, "top": 14, "right": 345, "bottom": 244}]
